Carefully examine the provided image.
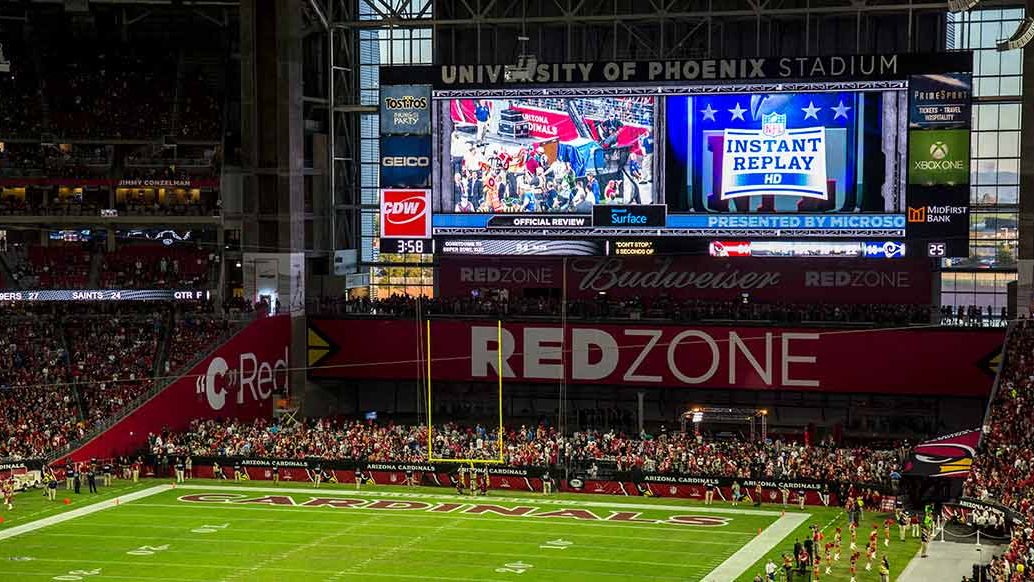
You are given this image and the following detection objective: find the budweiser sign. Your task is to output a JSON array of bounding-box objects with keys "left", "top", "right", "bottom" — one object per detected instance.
[
  {"left": 570, "top": 257, "right": 781, "bottom": 294},
  {"left": 440, "top": 256, "right": 932, "bottom": 304}
]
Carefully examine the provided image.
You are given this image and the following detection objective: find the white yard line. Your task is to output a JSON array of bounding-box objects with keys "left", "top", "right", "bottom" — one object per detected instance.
[
  {"left": 220, "top": 517, "right": 377, "bottom": 582},
  {"left": 702, "top": 512, "right": 811, "bottom": 582},
  {"left": 327, "top": 518, "right": 455, "bottom": 581},
  {"left": 34, "top": 519, "right": 743, "bottom": 546},
  {"left": 171, "top": 483, "right": 785, "bottom": 516},
  {"left": 0, "top": 485, "right": 170, "bottom": 541}
]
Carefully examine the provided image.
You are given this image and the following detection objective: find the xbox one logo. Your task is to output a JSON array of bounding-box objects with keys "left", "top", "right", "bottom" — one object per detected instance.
[{"left": 930, "top": 141, "right": 949, "bottom": 160}]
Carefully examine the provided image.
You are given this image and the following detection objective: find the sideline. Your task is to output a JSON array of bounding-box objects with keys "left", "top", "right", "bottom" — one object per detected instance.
[
  {"left": 0, "top": 485, "right": 170, "bottom": 541},
  {"left": 171, "top": 483, "right": 786, "bottom": 516},
  {"left": 702, "top": 511, "right": 811, "bottom": 581}
]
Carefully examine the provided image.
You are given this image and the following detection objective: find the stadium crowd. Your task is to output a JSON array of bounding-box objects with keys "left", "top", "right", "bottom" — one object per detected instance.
[
  {"left": 155, "top": 417, "right": 903, "bottom": 485},
  {"left": 99, "top": 247, "right": 211, "bottom": 289},
  {"left": 65, "top": 309, "right": 163, "bottom": 428},
  {"left": 0, "top": 309, "right": 80, "bottom": 459},
  {"left": 0, "top": 304, "right": 231, "bottom": 460},
  {"left": 316, "top": 295, "right": 946, "bottom": 326},
  {"left": 965, "top": 320, "right": 1034, "bottom": 581},
  {"left": 1, "top": 244, "right": 211, "bottom": 291},
  {"left": 4, "top": 246, "right": 92, "bottom": 289}
]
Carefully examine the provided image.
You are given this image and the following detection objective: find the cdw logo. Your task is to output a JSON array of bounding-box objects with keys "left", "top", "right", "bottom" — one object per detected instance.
[
  {"left": 380, "top": 189, "right": 431, "bottom": 238},
  {"left": 383, "top": 198, "right": 425, "bottom": 221}
]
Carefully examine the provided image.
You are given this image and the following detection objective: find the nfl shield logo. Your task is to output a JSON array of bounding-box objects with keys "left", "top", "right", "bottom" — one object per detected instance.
[
  {"left": 390, "top": 474, "right": 397, "bottom": 483},
  {"left": 669, "top": 486, "right": 678, "bottom": 496},
  {"left": 762, "top": 112, "right": 786, "bottom": 137}
]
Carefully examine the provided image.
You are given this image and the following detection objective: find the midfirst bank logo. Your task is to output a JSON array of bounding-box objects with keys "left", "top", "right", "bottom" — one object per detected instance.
[
  {"left": 196, "top": 347, "right": 288, "bottom": 411},
  {"left": 907, "top": 207, "right": 926, "bottom": 222},
  {"left": 908, "top": 205, "right": 967, "bottom": 223}
]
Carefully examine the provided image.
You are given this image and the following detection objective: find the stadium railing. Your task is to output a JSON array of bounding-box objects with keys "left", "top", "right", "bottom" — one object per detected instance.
[{"left": 46, "top": 320, "right": 244, "bottom": 463}]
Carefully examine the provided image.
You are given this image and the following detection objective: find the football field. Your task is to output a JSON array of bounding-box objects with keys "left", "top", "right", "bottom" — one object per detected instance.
[{"left": 0, "top": 480, "right": 920, "bottom": 581}]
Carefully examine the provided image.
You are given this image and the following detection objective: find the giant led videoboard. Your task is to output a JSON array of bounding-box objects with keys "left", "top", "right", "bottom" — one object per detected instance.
[
  {"left": 381, "top": 53, "right": 973, "bottom": 256},
  {"left": 666, "top": 90, "right": 905, "bottom": 214}
]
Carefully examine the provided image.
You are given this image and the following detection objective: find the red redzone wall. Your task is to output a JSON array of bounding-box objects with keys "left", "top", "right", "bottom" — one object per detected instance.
[
  {"left": 64, "top": 315, "right": 291, "bottom": 462},
  {"left": 310, "top": 319, "right": 1002, "bottom": 396}
]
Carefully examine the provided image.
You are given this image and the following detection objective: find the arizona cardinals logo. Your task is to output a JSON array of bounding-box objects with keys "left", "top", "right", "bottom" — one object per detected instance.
[{"left": 905, "top": 429, "right": 981, "bottom": 478}]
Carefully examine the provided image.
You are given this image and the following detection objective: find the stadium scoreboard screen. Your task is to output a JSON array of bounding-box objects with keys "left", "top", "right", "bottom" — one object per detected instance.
[
  {"left": 379, "top": 52, "right": 972, "bottom": 258},
  {"left": 0, "top": 289, "right": 211, "bottom": 302}
]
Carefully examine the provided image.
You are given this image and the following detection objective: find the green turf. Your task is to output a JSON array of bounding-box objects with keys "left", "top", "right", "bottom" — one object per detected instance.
[{"left": 0, "top": 479, "right": 920, "bottom": 581}]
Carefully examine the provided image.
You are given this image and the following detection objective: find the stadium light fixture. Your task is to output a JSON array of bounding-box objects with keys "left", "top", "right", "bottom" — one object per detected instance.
[
  {"left": 997, "top": 17, "right": 1034, "bottom": 51},
  {"left": 947, "top": 0, "right": 980, "bottom": 12}
]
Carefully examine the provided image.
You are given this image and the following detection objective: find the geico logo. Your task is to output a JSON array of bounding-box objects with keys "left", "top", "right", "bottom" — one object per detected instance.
[
  {"left": 383, "top": 156, "right": 430, "bottom": 167},
  {"left": 382, "top": 196, "right": 427, "bottom": 224},
  {"left": 383, "top": 96, "right": 428, "bottom": 109},
  {"left": 196, "top": 346, "right": 289, "bottom": 411}
]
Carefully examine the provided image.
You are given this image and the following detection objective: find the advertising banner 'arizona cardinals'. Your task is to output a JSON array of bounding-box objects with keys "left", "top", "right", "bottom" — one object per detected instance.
[{"left": 381, "top": 189, "right": 432, "bottom": 238}]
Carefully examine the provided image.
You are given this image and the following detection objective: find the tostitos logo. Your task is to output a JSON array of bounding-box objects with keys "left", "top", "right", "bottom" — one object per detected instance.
[{"left": 195, "top": 347, "right": 289, "bottom": 411}]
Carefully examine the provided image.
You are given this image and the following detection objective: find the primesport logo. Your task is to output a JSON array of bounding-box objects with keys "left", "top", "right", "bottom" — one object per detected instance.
[
  {"left": 380, "top": 189, "right": 431, "bottom": 238},
  {"left": 195, "top": 347, "right": 289, "bottom": 411}
]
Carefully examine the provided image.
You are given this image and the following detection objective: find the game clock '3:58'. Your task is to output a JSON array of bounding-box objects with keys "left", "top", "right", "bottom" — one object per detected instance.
[{"left": 379, "top": 238, "right": 433, "bottom": 255}]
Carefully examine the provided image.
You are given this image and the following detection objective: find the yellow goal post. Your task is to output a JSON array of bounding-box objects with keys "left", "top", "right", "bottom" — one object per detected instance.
[{"left": 426, "top": 319, "right": 505, "bottom": 465}]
